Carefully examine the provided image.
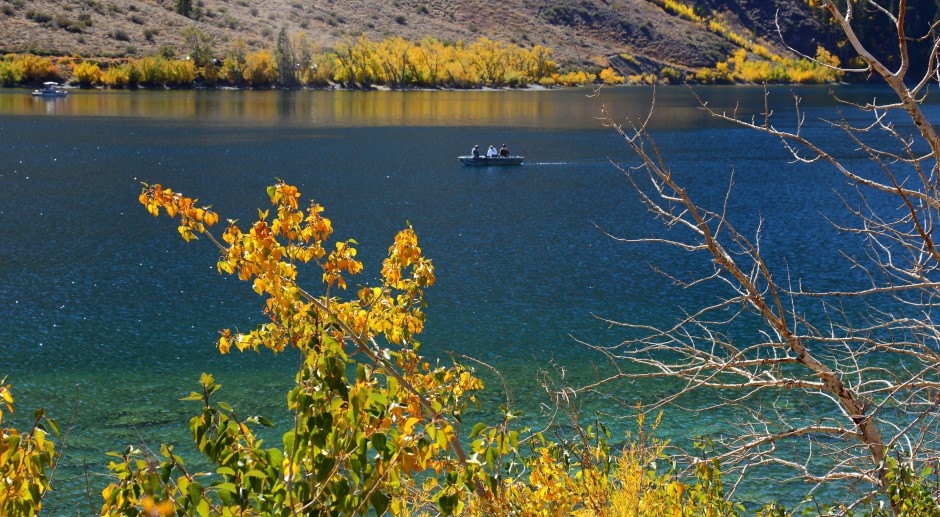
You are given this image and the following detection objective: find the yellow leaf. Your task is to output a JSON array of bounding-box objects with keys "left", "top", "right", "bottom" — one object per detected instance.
[
  {"left": 35, "top": 428, "right": 46, "bottom": 450},
  {"left": 403, "top": 416, "right": 421, "bottom": 434}
]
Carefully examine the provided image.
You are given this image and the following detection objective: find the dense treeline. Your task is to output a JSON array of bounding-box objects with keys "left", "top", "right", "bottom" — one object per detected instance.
[
  {"left": 0, "top": 33, "right": 629, "bottom": 90},
  {"left": 1, "top": 24, "right": 848, "bottom": 91}
]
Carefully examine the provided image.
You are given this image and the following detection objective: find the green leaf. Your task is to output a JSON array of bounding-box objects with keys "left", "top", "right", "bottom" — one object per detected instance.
[
  {"left": 469, "top": 422, "right": 486, "bottom": 439},
  {"left": 368, "top": 391, "right": 389, "bottom": 407},
  {"left": 266, "top": 448, "right": 283, "bottom": 467},
  {"left": 372, "top": 432, "right": 387, "bottom": 452},
  {"left": 45, "top": 418, "right": 60, "bottom": 436},
  {"left": 196, "top": 499, "right": 210, "bottom": 517},
  {"left": 371, "top": 490, "right": 391, "bottom": 516},
  {"left": 248, "top": 415, "right": 274, "bottom": 426},
  {"left": 217, "top": 401, "right": 233, "bottom": 412},
  {"left": 316, "top": 456, "right": 336, "bottom": 482},
  {"left": 215, "top": 481, "right": 237, "bottom": 495}
]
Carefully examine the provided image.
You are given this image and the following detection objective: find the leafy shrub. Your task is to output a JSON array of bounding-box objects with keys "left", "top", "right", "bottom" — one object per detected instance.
[
  {"left": 660, "top": 66, "right": 682, "bottom": 84},
  {"left": 242, "top": 49, "right": 276, "bottom": 85},
  {"left": 101, "top": 64, "right": 130, "bottom": 88},
  {"left": 0, "top": 59, "right": 22, "bottom": 86},
  {"left": 15, "top": 54, "right": 61, "bottom": 83},
  {"left": 128, "top": 13, "right": 144, "bottom": 24},
  {"left": 0, "top": 379, "right": 59, "bottom": 516},
  {"left": 25, "top": 10, "right": 52, "bottom": 23},
  {"left": 71, "top": 60, "right": 101, "bottom": 86},
  {"left": 394, "top": 14, "right": 406, "bottom": 24},
  {"left": 543, "top": 4, "right": 573, "bottom": 25},
  {"left": 599, "top": 67, "right": 625, "bottom": 85},
  {"left": 111, "top": 28, "right": 130, "bottom": 41}
]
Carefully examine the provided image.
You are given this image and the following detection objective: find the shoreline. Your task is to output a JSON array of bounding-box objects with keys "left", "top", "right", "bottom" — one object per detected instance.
[{"left": 8, "top": 81, "right": 856, "bottom": 94}]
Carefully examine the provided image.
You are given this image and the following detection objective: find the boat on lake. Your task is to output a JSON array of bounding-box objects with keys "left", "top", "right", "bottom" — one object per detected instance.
[
  {"left": 458, "top": 155, "right": 524, "bottom": 166},
  {"left": 31, "top": 82, "right": 68, "bottom": 97}
]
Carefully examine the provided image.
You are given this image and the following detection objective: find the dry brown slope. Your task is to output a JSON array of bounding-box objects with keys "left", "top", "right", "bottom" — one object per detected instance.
[{"left": 0, "top": 0, "right": 819, "bottom": 73}]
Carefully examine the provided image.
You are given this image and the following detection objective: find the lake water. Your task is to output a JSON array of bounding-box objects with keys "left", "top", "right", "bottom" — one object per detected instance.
[{"left": 1, "top": 86, "right": 935, "bottom": 512}]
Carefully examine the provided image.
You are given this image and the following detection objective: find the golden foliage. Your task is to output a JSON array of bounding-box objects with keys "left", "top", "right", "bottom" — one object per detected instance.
[
  {"left": 0, "top": 379, "right": 58, "bottom": 517},
  {"left": 712, "top": 45, "right": 842, "bottom": 84},
  {"left": 124, "top": 181, "right": 489, "bottom": 515},
  {"left": 599, "top": 67, "right": 626, "bottom": 85},
  {"left": 71, "top": 61, "right": 101, "bottom": 86}
]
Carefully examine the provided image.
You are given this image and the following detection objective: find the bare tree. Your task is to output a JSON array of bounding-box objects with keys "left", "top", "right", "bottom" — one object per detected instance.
[{"left": 580, "top": 0, "right": 940, "bottom": 513}]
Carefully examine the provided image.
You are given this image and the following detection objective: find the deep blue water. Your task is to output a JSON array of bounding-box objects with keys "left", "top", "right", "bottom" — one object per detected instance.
[{"left": 1, "top": 86, "right": 935, "bottom": 512}]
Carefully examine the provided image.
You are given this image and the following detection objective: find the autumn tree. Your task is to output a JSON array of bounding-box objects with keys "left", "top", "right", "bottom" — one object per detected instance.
[
  {"left": 292, "top": 31, "right": 318, "bottom": 85},
  {"left": 242, "top": 50, "right": 276, "bottom": 87},
  {"left": 101, "top": 181, "right": 489, "bottom": 515},
  {"left": 373, "top": 37, "right": 416, "bottom": 89},
  {"left": 468, "top": 37, "right": 507, "bottom": 86},
  {"left": 222, "top": 38, "right": 248, "bottom": 86},
  {"left": 586, "top": 0, "right": 940, "bottom": 512},
  {"left": 413, "top": 36, "right": 449, "bottom": 87},
  {"left": 525, "top": 44, "right": 557, "bottom": 81},
  {"left": 71, "top": 61, "right": 101, "bottom": 87},
  {"left": 333, "top": 35, "right": 375, "bottom": 87}
]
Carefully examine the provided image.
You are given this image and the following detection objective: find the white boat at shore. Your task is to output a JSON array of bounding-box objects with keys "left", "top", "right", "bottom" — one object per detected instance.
[
  {"left": 458, "top": 155, "right": 524, "bottom": 166},
  {"left": 31, "top": 82, "right": 68, "bottom": 97}
]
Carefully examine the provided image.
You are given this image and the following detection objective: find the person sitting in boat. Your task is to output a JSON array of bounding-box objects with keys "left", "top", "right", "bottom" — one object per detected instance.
[
  {"left": 486, "top": 145, "right": 498, "bottom": 157},
  {"left": 472, "top": 145, "right": 481, "bottom": 158},
  {"left": 499, "top": 144, "right": 510, "bottom": 157}
]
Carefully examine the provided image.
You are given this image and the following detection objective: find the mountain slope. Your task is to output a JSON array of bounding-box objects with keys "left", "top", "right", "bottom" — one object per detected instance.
[{"left": 0, "top": 0, "right": 825, "bottom": 74}]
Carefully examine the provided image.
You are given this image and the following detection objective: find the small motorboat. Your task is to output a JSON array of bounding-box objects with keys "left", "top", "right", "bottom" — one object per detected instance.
[
  {"left": 458, "top": 155, "right": 524, "bottom": 166},
  {"left": 31, "top": 82, "right": 68, "bottom": 97}
]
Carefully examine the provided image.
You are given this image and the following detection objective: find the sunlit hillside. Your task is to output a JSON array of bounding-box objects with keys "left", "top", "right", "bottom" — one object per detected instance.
[{"left": 0, "top": 0, "right": 827, "bottom": 76}]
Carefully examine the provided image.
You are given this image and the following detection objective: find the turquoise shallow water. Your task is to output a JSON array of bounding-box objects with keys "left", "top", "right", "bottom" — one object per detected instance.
[{"left": 1, "top": 86, "right": 935, "bottom": 512}]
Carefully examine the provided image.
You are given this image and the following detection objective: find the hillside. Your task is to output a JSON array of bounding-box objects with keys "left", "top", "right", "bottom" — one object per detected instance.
[{"left": 0, "top": 0, "right": 827, "bottom": 76}]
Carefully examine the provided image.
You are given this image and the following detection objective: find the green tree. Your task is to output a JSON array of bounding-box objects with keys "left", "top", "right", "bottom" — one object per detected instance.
[
  {"left": 181, "top": 25, "right": 213, "bottom": 67},
  {"left": 274, "top": 26, "right": 295, "bottom": 87}
]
